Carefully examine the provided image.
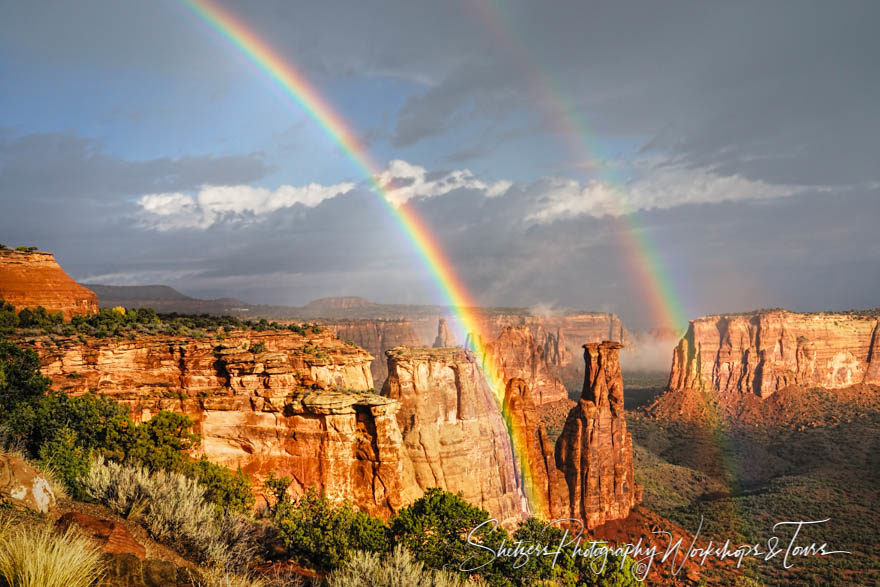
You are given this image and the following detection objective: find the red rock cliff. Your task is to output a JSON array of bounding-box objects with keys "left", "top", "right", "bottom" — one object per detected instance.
[
  {"left": 668, "top": 310, "right": 880, "bottom": 398},
  {"left": 477, "top": 326, "right": 569, "bottom": 405},
  {"left": 502, "top": 342, "right": 638, "bottom": 528},
  {"left": 382, "top": 347, "right": 527, "bottom": 525},
  {"left": 553, "top": 342, "right": 638, "bottom": 527},
  {"left": 26, "top": 329, "right": 425, "bottom": 516},
  {"left": 322, "top": 320, "right": 421, "bottom": 387},
  {"left": 0, "top": 250, "right": 97, "bottom": 319}
]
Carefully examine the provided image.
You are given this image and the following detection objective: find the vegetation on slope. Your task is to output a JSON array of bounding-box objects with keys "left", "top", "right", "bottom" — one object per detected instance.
[{"left": 0, "top": 300, "right": 324, "bottom": 339}]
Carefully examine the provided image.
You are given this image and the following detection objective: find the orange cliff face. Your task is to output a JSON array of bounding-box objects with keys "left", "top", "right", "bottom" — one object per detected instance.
[
  {"left": 475, "top": 326, "right": 569, "bottom": 405},
  {"left": 668, "top": 310, "right": 880, "bottom": 398},
  {"left": 0, "top": 250, "right": 98, "bottom": 319},
  {"left": 320, "top": 320, "right": 420, "bottom": 387},
  {"left": 25, "top": 329, "right": 424, "bottom": 516},
  {"left": 382, "top": 347, "right": 528, "bottom": 526}
]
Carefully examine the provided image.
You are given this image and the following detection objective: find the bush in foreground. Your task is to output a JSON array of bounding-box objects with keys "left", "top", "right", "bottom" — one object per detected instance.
[
  {"left": 269, "top": 480, "right": 389, "bottom": 571},
  {"left": 326, "top": 544, "right": 479, "bottom": 587},
  {"left": 84, "top": 456, "right": 258, "bottom": 570},
  {"left": 0, "top": 520, "right": 105, "bottom": 587}
]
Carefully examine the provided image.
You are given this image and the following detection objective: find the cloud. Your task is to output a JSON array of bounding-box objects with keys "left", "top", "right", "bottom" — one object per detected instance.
[
  {"left": 526, "top": 159, "right": 806, "bottom": 222},
  {"left": 138, "top": 182, "right": 356, "bottom": 230},
  {"left": 377, "top": 159, "right": 512, "bottom": 205},
  {"left": 137, "top": 160, "right": 513, "bottom": 229}
]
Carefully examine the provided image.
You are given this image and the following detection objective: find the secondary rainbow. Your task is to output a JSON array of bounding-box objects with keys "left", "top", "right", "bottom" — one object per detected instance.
[
  {"left": 180, "top": 0, "right": 549, "bottom": 517},
  {"left": 470, "top": 0, "right": 687, "bottom": 332}
]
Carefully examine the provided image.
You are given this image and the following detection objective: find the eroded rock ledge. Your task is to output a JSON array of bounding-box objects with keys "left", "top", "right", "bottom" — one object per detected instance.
[{"left": 669, "top": 310, "right": 880, "bottom": 397}]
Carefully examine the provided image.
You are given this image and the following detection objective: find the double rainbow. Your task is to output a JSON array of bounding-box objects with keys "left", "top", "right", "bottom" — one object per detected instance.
[{"left": 179, "top": 0, "right": 671, "bottom": 519}]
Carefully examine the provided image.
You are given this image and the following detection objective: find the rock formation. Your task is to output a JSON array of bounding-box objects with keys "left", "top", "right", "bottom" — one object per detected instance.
[
  {"left": 25, "top": 329, "right": 425, "bottom": 516},
  {"left": 668, "top": 310, "right": 880, "bottom": 397},
  {"left": 502, "top": 342, "right": 638, "bottom": 528},
  {"left": 481, "top": 326, "right": 569, "bottom": 405},
  {"left": 382, "top": 347, "right": 526, "bottom": 525},
  {"left": 322, "top": 320, "right": 421, "bottom": 387},
  {"left": 501, "top": 378, "right": 568, "bottom": 520},
  {"left": 432, "top": 318, "right": 456, "bottom": 348},
  {"left": 0, "top": 452, "right": 56, "bottom": 513},
  {"left": 57, "top": 512, "right": 146, "bottom": 559},
  {"left": 553, "top": 342, "right": 638, "bottom": 527},
  {"left": 0, "top": 250, "right": 97, "bottom": 318}
]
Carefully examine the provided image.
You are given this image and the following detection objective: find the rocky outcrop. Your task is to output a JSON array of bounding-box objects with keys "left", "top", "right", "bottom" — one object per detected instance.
[
  {"left": 0, "top": 452, "right": 56, "bottom": 513},
  {"left": 668, "top": 310, "right": 880, "bottom": 398},
  {"left": 31, "top": 330, "right": 374, "bottom": 399},
  {"left": 501, "top": 342, "right": 638, "bottom": 528},
  {"left": 382, "top": 347, "right": 526, "bottom": 525},
  {"left": 501, "top": 378, "right": 568, "bottom": 520},
  {"left": 25, "top": 329, "right": 427, "bottom": 516},
  {"left": 553, "top": 342, "right": 638, "bottom": 527},
  {"left": 56, "top": 512, "right": 146, "bottom": 559},
  {"left": 322, "top": 320, "right": 421, "bottom": 387},
  {"left": 479, "top": 326, "right": 569, "bottom": 405},
  {"left": 201, "top": 390, "right": 421, "bottom": 516},
  {"left": 0, "top": 250, "right": 97, "bottom": 318},
  {"left": 432, "top": 318, "right": 456, "bottom": 348}
]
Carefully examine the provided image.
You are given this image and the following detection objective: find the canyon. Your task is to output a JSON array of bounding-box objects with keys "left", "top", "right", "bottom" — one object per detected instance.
[
  {"left": 24, "top": 326, "right": 639, "bottom": 528},
  {"left": 0, "top": 250, "right": 97, "bottom": 319},
  {"left": 668, "top": 310, "right": 880, "bottom": 397}
]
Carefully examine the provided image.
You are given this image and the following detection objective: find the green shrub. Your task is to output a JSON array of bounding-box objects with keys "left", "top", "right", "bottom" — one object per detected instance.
[
  {"left": 390, "top": 487, "right": 497, "bottom": 574},
  {"left": 128, "top": 411, "right": 200, "bottom": 472},
  {"left": 183, "top": 458, "right": 255, "bottom": 514},
  {"left": 0, "top": 340, "right": 50, "bottom": 413},
  {"left": 37, "top": 428, "right": 91, "bottom": 500},
  {"left": 273, "top": 487, "right": 390, "bottom": 570},
  {"left": 248, "top": 342, "right": 267, "bottom": 354}
]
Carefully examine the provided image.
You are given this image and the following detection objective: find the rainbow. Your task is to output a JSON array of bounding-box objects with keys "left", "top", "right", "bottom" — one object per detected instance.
[
  {"left": 180, "top": 0, "right": 550, "bottom": 516},
  {"left": 468, "top": 1, "right": 755, "bottom": 534},
  {"left": 470, "top": 1, "right": 687, "bottom": 332}
]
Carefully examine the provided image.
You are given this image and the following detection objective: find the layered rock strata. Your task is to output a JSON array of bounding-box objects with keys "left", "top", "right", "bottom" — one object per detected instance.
[
  {"left": 322, "top": 320, "right": 420, "bottom": 387},
  {"left": 0, "top": 250, "right": 98, "bottom": 318},
  {"left": 478, "top": 326, "right": 569, "bottom": 405},
  {"left": 668, "top": 310, "right": 880, "bottom": 397},
  {"left": 382, "top": 347, "right": 526, "bottom": 525},
  {"left": 26, "top": 330, "right": 424, "bottom": 516},
  {"left": 504, "top": 342, "right": 638, "bottom": 528}
]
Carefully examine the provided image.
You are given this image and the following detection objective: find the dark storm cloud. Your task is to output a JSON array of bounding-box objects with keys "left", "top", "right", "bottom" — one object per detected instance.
[{"left": 1, "top": 1, "right": 878, "bottom": 329}]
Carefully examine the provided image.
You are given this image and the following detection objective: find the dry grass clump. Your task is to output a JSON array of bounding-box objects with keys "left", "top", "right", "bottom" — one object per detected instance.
[
  {"left": 196, "top": 565, "right": 266, "bottom": 587},
  {"left": 326, "top": 544, "right": 479, "bottom": 587},
  {"left": 84, "top": 456, "right": 258, "bottom": 569},
  {"left": 0, "top": 519, "right": 105, "bottom": 587}
]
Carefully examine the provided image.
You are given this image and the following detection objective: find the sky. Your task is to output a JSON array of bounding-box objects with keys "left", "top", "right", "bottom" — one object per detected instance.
[{"left": 1, "top": 0, "right": 878, "bottom": 330}]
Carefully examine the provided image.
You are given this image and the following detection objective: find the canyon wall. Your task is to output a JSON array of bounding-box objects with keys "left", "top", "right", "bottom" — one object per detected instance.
[
  {"left": 0, "top": 250, "right": 97, "bottom": 318},
  {"left": 382, "top": 347, "right": 527, "bottom": 525},
  {"left": 668, "top": 310, "right": 880, "bottom": 398},
  {"left": 475, "top": 326, "right": 569, "bottom": 405},
  {"left": 321, "top": 320, "right": 421, "bottom": 386},
  {"left": 26, "top": 329, "right": 425, "bottom": 516}
]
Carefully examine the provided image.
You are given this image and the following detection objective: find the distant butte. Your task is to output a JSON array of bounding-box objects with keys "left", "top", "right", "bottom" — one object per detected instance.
[{"left": 0, "top": 249, "right": 97, "bottom": 319}]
